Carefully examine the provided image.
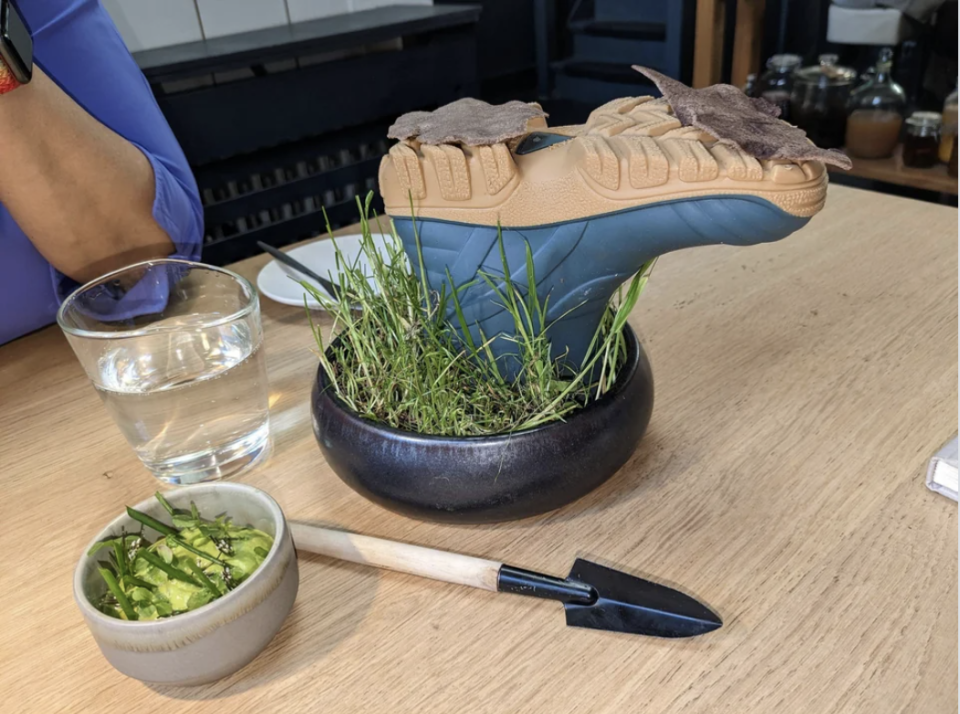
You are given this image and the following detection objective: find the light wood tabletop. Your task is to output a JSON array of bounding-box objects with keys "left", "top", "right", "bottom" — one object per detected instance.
[{"left": 1, "top": 184, "right": 956, "bottom": 713}]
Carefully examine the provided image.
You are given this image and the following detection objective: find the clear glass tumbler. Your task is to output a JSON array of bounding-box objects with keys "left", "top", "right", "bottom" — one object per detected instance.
[{"left": 57, "top": 259, "right": 271, "bottom": 485}]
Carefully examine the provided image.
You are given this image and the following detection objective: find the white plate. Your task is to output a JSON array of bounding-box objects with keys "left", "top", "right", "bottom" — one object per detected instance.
[{"left": 256, "top": 233, "right": 393, "bottom": 309}]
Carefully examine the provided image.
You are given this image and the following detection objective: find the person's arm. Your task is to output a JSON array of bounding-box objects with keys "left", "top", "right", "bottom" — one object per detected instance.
[
  {"left": 0, "top": 66, "right": 172, "bottom": 283},
  {"left": 8, "top": 0, "right": 203, "bottom": 293}
]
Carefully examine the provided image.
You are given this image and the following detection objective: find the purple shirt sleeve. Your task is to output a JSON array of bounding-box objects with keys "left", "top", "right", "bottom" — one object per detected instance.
[{"left": 0, "top": 0, "right": 203, "bottom": 343}]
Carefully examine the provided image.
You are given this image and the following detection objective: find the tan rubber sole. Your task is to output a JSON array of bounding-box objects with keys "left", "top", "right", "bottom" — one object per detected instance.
[{"left": 380, "top": 95, "right": 828, "bottom": 226}]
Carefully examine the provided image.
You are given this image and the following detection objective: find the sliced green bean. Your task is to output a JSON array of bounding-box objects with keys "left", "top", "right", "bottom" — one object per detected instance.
[
  {"left": 137, "top": 550, "right": 200, "bottom": 587},
  {"left": 167, "top": 535, "right": 226, "bottom": 567},
  {"left": 184, "top": 558, "right": 221, "bottom": 598},
  {"left": 112, "top": 541, "right": 126, "bottom": 578},
  {"left": 154, "top": 491, "right": 176, "bottom": 517},
  {"left": 99, "top": 567, "right": 137, "bottom": 621},
  {"left": 121, "top": 574, "right": 156, "bottom": 591},
  {"left": 126, "top": 506, "right": 178, "bottom": 537}
]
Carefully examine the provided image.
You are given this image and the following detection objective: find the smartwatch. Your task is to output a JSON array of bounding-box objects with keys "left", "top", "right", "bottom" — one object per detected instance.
[{"left": 0, "top": 0, "right": 31, "bottom": 94}]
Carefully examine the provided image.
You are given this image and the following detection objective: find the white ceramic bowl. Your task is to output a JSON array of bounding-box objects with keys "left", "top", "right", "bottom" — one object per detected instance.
[{"left": 74, "top": 483, "right": 298, "bottom": 686}]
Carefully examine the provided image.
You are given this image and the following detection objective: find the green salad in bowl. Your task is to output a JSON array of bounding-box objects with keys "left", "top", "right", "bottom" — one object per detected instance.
[{"left": 89, "top": 492, "right": 274, "bottom": 621}]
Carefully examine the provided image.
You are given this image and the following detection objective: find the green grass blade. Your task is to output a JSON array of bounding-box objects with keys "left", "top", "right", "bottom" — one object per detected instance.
[{"left": 297, "top": 197, "right": 652, "bottom": 436}]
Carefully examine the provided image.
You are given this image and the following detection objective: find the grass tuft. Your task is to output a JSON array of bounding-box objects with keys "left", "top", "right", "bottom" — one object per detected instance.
[{"left": 304, "top": 194, "right": 655, "bottom": 437}]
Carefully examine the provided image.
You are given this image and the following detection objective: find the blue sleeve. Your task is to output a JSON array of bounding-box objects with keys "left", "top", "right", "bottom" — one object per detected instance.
[{"left": 21, "top": 0, "right": 203, "bottom": 299}]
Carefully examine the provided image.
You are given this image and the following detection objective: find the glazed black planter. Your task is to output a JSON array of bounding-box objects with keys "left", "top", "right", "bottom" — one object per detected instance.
[{"left": 310, "top": 325, "right": 653, "bottom": 523}]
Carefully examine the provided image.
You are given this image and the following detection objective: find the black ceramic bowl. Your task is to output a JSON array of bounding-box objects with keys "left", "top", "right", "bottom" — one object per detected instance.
[{"left": 311, "top": 325, "right": 653, "bottom": 523}]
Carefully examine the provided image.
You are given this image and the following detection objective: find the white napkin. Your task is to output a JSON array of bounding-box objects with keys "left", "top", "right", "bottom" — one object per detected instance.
[{"left": 926, "top": 435, "right": 958, "bottom": 502}]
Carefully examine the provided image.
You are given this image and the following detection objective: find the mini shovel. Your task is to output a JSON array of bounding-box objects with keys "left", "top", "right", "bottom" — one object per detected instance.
[{"left": 290, "top": 522, "right": 722, "bottom": 638}]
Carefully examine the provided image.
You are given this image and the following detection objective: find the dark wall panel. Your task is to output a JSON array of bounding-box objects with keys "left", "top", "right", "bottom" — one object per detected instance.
[{"left": 437, "top": 0, "right": 536, "bottom": 80}]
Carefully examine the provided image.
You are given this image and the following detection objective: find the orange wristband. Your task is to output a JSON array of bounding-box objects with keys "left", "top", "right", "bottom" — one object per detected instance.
[{"left": 0, "top": 59, "right": 21, "bottom": 95}]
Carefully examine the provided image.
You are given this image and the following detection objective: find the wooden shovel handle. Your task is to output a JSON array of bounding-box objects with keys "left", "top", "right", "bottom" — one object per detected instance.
[{"left": 289, "top": 521, "right": 502, "bottom": 592}]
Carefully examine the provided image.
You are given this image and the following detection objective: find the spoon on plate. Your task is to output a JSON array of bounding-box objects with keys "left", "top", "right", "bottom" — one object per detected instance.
[{"left": 257, "top": 241, "right": 342, "bottom": 300}]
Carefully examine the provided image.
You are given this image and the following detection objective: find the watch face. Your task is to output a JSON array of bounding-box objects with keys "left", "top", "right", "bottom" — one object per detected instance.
[{"left": 0, "top": 1, "right": 32, "bottom": 84}]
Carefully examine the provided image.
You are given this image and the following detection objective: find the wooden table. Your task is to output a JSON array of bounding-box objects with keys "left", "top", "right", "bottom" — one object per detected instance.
[
  {"left": 1, "top": 185, "right": 956, "bottom": 713},
  {"left": 829, "top": 145, "right": 959, "bottom": 196}
]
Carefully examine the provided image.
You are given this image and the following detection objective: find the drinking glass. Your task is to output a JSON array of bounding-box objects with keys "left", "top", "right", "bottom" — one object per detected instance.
[{"left": 57, "top": 259, "right": 271, "bottom": 484}]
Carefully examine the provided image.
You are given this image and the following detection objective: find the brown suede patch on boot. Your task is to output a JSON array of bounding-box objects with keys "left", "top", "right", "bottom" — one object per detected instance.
[
  {"left": 634, "top": 66, "right": 852, "bottom": 170},
  {"left": 388, "top": 98, "right": 547, "bottom": 146}
]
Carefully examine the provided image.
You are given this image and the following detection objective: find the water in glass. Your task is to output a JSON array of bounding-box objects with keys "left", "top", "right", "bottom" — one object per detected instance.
[{"left": 59, "top": 260, "right": 271, "bottom": 484}]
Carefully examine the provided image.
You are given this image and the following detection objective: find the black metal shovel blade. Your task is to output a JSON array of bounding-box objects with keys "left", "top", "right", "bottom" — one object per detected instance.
[{"left": 563, "top": 559, "right": 722, "bottom": 638}]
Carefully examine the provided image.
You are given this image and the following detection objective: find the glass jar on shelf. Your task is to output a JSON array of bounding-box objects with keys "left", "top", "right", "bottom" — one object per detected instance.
[
  {"left": 902, "top": 112, "right": 941, "bottom": 168},
  {"left": 845, "top": 48, "right": 906, "bottom": 159},
  {"left": 791, "top": 54, "right": 857, "bottom": 149},
  {"left": 857, "top": 63, "right": 877, "bottom": 87},
  {"left": 938, "top": 81, "right": 958, "bottom": 164},
  {"left": 758, "top": 53, "right": 802, "bottom": 119}
]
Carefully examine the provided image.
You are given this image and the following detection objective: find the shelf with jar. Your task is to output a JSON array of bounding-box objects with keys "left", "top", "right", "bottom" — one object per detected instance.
[
  {"left": 827, "top": 145, "right": 958, "bottom": 196},
  {"left": 745, "top": 49, "right": 957, "bottom": 195},
  {"left": 823, "top": 52, "right": 957, "bottom": 195}
]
